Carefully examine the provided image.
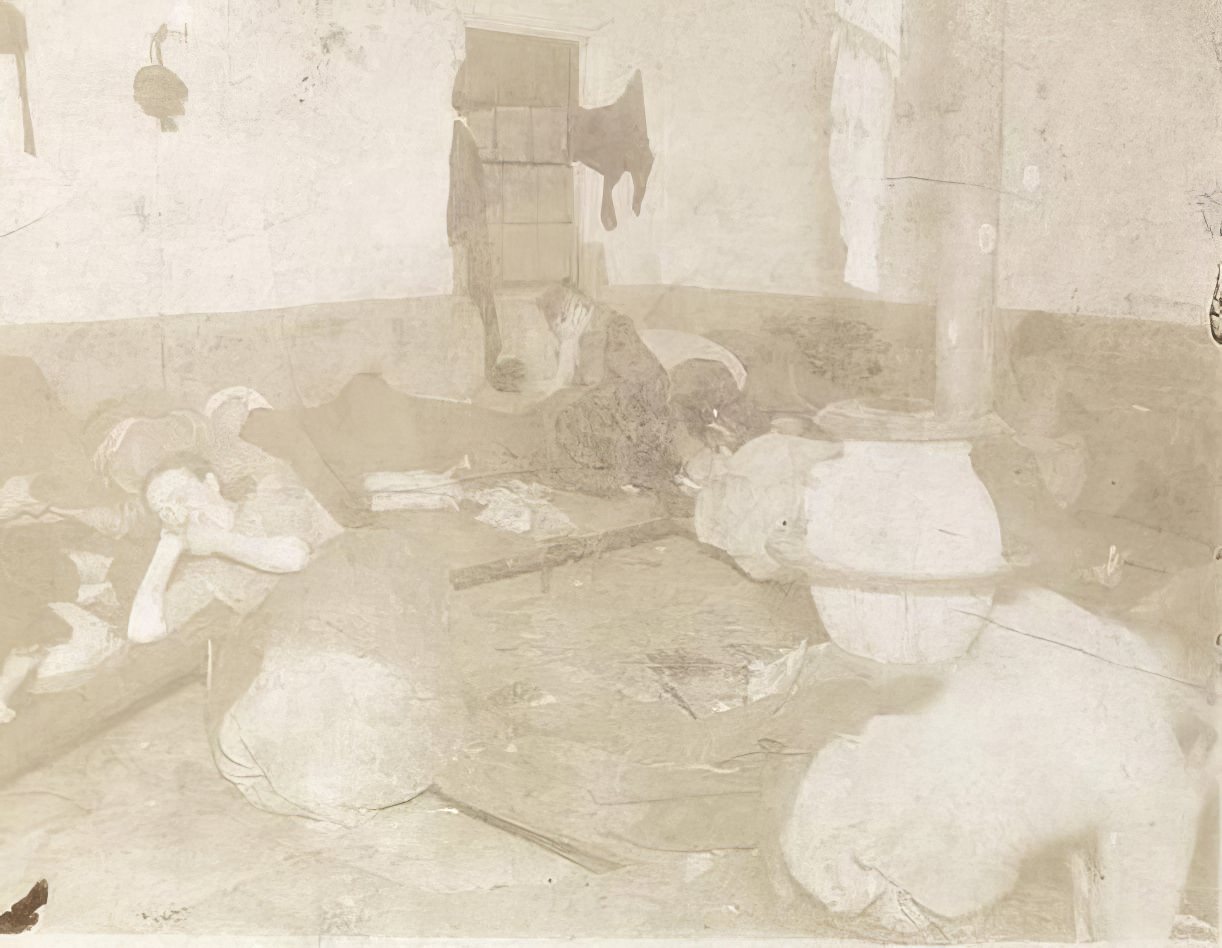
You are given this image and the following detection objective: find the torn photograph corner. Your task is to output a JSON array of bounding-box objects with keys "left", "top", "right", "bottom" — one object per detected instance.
[{"left": 0, "top": 0, "right": 1218, "bottom": 944}]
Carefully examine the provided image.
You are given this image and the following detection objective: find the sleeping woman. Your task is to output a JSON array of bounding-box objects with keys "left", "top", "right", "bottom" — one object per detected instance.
[
  {"left": 127, "top": 456, "right": 318, "bottom": 644},
  {"left": 119, "top": 391, "right": 342, "bottom": 645},
  {"left": 79, "top": 401, "right": 458, "bottom": 825},
  {"left": 124, "top": 422, "right": 460, "bottom": 825},
  {"left": 0, "top": 370, "right": 337, "bottom": 717}
]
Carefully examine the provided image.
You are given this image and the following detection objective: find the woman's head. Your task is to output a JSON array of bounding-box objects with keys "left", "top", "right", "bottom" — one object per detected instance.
[
  {"left": 538, "top": 280, "right": 595, "bottom": 335},
  {"left": 144, "top": 454, "right": 236, "bottom": 532}
]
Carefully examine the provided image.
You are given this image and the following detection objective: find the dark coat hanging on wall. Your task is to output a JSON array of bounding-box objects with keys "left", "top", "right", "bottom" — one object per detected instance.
[
  {"left": 447, "top": 119, "right": 503, "bottom": 375},
  {"left": 570, "top": 70, "right": 654, "bottom": 231}
]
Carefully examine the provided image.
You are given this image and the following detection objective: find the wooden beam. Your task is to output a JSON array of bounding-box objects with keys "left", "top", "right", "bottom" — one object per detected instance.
[
  {"left": 0, "top": 623, "right": 212, "bottom": 787},
  {"left": 449, "top": 517, "right": 682, "bottom": 589}
]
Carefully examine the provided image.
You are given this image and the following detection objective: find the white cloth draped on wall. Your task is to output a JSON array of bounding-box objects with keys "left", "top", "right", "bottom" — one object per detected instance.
[{"left": 828, "top": 0, "right": 901, "bottom": 294}]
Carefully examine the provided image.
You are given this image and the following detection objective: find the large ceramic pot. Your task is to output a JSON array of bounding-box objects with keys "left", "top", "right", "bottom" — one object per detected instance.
[{"left": 800, "top": 404, "right": 1006, "bottom": 663}]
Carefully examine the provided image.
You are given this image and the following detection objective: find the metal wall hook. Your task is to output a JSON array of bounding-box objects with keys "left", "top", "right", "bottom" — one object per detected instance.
[{"left": 148, "top": 23, "right": 188, "bottom": 66}]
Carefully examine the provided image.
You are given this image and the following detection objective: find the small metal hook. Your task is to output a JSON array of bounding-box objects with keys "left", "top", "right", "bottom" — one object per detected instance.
[
  {"left": 148, "top": 24, "right": 169, "bottom": 66},
  {"left": 148, "top": 23, "right": 188, "bottom": 66}
]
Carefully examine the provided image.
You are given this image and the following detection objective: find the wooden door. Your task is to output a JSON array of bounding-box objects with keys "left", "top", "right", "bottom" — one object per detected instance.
[{"left": 459, "top": 28, "right": 579, "bottom": 287}]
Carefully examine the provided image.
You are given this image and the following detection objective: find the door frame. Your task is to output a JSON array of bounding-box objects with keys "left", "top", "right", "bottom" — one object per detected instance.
[{"left": 458, "top": 10, "right": 607, "bottom": 294}]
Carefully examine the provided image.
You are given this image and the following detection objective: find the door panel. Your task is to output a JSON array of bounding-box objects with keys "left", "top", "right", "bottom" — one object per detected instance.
[{"left": 462, "top": 29, "right": 579, "bottom": 287}]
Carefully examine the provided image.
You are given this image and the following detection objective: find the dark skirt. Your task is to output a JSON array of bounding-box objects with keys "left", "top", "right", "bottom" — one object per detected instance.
[
  {"left": 0, "top": 356, "right": 105, "bottom": 510},
  {"left": 0, "top": 524, "right": 82, "bottom": 653}
]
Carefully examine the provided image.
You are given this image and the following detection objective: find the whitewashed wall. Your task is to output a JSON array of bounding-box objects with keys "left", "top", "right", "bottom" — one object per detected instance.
[
  {"left": 2, "top": 0, "right": 1218, "bottom": 326},
  {"left": 3, "top": 0, "right": 462, "bottom": 324},
  {"left": 995, "top": 0, "right": 1222, "bottom": 325}
]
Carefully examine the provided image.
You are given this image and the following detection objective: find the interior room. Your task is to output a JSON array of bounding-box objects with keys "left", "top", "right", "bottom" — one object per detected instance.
[{"left": 0, "top": 0, "right": 1218, "bottom": 942}]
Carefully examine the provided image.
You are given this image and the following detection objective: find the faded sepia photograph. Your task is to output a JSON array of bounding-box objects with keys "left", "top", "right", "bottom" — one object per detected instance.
[{"left": 0, "top": 0, "right": 1218, "bottom": 944}]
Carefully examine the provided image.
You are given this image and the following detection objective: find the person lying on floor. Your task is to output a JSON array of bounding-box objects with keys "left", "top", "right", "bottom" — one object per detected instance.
[
  {"left": 0, "top": 356, "right": 162, "bottom": 720},
  {"left": 103, "top": 426, "right": 463, "bottom": 824},
  {"left": 0, "top": 390, "right": 341, "bottom": 722},
  {"left": 0, "top": 372, "right": 319, "bottom": 710},
  {"left": 127, "top": 452, "right": 335, "bottom": 645},
  {"left": 240, "top": 284, "right": 773, "bottom": 526},
  {"left": 0, "top": 468, "right": 222, "bottom": 720},
  {"left": 536, "top": 282, "right": 770, "bottom": 478},
  {"left": 83, "top": 386, "right": 337, "bottom": 645}
]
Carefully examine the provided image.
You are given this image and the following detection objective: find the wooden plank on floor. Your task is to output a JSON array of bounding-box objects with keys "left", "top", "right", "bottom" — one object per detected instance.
[
  {"left": 0, "top": 621, "right": 211, "bottom": 787},
  {"left": 450, "top": 517, "right": 682, "bottom": 590}
]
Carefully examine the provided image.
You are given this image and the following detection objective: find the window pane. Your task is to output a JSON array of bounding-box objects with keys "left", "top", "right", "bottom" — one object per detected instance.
[
  {"left": 538, "top": 224, "right": 574, "bottom": 282},
  {"left": 531, "top": 107, "right": 568, "bottom": 164},
  {"left": 496, "top": 42, "right": 540, "bottom": 106},
  {"left": 502, "top": 164, "right": 537, "bottom": 223},
  {"left": 502, "top": 224, "right": 539, "bottom": 283},
  {"left": 537, "top": 165, "right": 572, "bottom": 223},
  {"left": 535, "top": 43, "right": 571, "bottom": 108},
  {"left": 495, "top": 106, "right": 532, "bottom": 162}
]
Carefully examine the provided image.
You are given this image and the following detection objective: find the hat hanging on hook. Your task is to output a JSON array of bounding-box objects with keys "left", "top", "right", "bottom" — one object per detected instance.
[{"left": 133, "top": 23, "right": 189, "bottom": 132}]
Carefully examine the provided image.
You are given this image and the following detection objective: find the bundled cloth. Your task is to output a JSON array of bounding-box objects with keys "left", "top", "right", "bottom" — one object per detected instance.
[
  {"left": 365, "top": 460, "right": 577, "bottom": 541},
  {"left": 206, "top": 528, "right": 466, "bottom": 826},
  {"left": 365, "top": 456, "right": 470, "bottom": 512},
  {"left": 694, "top": 433, "right": 842, "bottom": 580},
  {"left": 781, "top": 586, "right": 1208, "bottom": 940}
]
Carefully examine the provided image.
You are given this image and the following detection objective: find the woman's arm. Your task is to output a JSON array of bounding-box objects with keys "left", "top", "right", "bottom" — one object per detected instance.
[
  {"left": 128, "top": 531, "right": 186, "bottom": 644},
  {"left": 187, "top": 524, "right": 310, "bottom": 574}
]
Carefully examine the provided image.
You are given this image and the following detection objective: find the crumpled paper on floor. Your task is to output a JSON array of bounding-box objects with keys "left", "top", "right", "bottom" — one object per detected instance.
[{"left": 468, "top": 480, "right": 576, "bottom": 540}]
